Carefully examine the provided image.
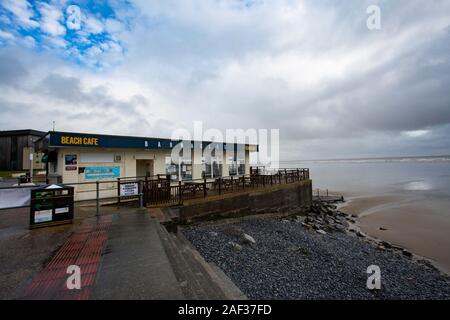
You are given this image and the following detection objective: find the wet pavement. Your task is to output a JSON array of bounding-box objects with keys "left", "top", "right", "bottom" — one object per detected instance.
[
  {"left": 0, "top": 205, "right": 183, "bottom": 300},
  {"left": 91, "top": 212, "right": 183, "bottom": 299}
]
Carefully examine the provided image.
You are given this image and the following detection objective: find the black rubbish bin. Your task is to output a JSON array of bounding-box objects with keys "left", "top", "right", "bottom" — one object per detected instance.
[
  {"left": 19, "top": 173, "right": 30, "bottom": 183},
  {"left": 29, "top": 184, "right": 74, "bottom": 229}
]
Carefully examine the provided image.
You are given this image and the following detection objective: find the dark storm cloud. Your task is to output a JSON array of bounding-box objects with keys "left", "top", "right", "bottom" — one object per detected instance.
[
  {"left": 34, "top": 73, "right": 150, "bottom": 115},
  {"left": 346, "top": 34, "right": 450, "bottom": 132},
  {"left": 0, "top": 51, "right": 28, "bottom": 86},
  {"left": 227, "top": 17, "right": 450, "bottom": 145},
  {"left": 0, "top": 49, "right": 171, "bottom": 136}
]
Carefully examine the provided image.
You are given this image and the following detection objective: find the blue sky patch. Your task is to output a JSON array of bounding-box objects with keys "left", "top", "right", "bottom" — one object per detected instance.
[{"left": 0, "top": 0, "right": 132, "bottom": 68}]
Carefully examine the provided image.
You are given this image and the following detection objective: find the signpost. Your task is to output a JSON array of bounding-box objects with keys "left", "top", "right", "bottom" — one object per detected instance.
[
  {"left": 119, "top": 181, "right": 139, "bottom": 203},
  {"left": 29, "top": 152, "right": 33, "bottom": 183},
  {"left": 120, "top": 182, "right": 139, "bottom": 197}
]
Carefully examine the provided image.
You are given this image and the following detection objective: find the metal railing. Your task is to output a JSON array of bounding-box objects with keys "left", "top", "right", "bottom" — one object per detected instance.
[
  {"left": 0, "top": 168, "right": 310, "bottom": 211},
  {"left": 143, "top": 168, "right": 310, "bottom": 206},
  {"left": 0, "top": 179, "right": 145, "bottom": 216}
]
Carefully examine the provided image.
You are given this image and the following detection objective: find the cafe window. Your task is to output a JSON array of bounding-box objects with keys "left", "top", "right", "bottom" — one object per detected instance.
[
  {"left": 165, "top": 156, "right": 177, "bottom": 181},
  {"left": 228, "top": 159, "right": 244, "bottom": 176},
  {"left": 165, "top": 156, "right": 192, "bottom": 181},
  {"left": 237, "top": 161, "right": 245, "bottom": 175},
  {"left": 202, "top": 157, "right": 222, "bottom": 178},
  {"left": 228, "top": 158, "right": 237, "bottom": 176},
  {"left": 65, "top": 154, "right": 77, "bottom": 165}
]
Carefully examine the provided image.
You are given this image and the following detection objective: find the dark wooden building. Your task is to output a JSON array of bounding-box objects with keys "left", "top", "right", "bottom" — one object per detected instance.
[{"left": 0, "top": 129, "right": 45, "bottom": 171}]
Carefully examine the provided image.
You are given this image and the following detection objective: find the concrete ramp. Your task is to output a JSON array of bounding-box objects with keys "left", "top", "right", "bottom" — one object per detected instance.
[{"left": 91, "top": 211, "right": 184, "bottom": 300}]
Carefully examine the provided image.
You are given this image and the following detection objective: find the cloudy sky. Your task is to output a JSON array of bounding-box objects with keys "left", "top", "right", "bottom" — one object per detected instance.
[{"left": 0, "top": 0, "right": 449, "bottom": 160}]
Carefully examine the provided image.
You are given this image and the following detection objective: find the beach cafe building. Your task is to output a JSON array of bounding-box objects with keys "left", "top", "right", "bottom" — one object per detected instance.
[{"left": 35, "top": 131, "right": 258, "bottom": 201}]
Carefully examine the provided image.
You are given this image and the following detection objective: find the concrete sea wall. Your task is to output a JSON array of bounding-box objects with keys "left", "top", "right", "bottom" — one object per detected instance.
[{"left": 171, "top": 179, "right": 312, "bottom": 224}]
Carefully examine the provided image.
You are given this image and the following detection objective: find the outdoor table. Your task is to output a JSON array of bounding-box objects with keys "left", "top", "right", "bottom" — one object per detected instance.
[{"left": 183, "top": 180, "right": 205, "bottom": 195}]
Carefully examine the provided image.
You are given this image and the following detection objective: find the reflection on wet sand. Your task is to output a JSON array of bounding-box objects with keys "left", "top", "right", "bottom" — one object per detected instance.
[{"left": 340, "top": 193, "right": 450, "bottom": 275}]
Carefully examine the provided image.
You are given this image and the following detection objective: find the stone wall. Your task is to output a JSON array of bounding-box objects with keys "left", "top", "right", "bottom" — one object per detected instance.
[{"left": 172, "top": 179, "right": 312, "bottom": 224}]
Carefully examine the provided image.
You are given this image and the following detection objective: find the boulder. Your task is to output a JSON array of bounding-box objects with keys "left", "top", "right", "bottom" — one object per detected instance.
[
  {"left": 301, "top": 222, "right": 312, "bottom": 229},
  {"left": 316, "top": 229, "right": 327, "bottom": 235},
  {"left": 357, "top": 231, "right": 367, "bottom": 238},
  {"left": 242, "top": 233, "right": 256, "bottom": 245},
  {"left": 228, "top": 241, "right": 243, "bottom": 251},
  {"left": 334, "top": 224, "right": 346, "bottom": 233},
  {"left": 402, "top": 250, "right": 413, "bottom": 258},
  {"left": 390, "top": 244, "right": 404, "bottom": 251},
  {"left": 381, "top": 241, "right": 392, "bottom": 248}
]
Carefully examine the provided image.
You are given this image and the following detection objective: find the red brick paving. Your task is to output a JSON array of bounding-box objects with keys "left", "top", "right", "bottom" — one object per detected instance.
[{"left": 23, "top": 215, "right": 113, "bottom": 300}]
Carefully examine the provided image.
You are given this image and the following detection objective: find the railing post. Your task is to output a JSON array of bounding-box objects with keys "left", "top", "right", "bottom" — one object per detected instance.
[
  {"left": 262, "top": 174, "right": 265, "bottom": 187},
  {"left": 297, "top": 169, "right": 300, "bottom": 181},
  {"left": 144, "top": 175, "right": 149, "bottom": 204},
  {"left": 139, "top": 180, "right": 144, "bottom": 208},
  {"left": 179, "top": 181, "right": 182, "bottom": 204},
  {"left": 96, "top": 180, "right": 100, "bottom": 217},
  {"left": 203, "top": 178, "right": 207, "bottom": 197},
  {"left": 284, "top": 169, "right": 288, "bottom": 184},
  {"left": 117, "top": 177, "right": 121, "bottom": 204},
  {"left": 242, "top": 176, "right": 245, "bottom": 190},
  {"left": 231, "top": 176, "right": 234, "bottom": 192},
  {"left": 218, "top": 177, "right": 222, "bottom": 195},
  {"left": 270, "top": 174, "right": 273, "bottom": 186}
]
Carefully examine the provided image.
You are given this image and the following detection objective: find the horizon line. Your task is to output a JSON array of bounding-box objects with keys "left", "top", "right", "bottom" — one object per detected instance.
[{"left": 280, "top": 154, "right": 450, "bottom": 162}]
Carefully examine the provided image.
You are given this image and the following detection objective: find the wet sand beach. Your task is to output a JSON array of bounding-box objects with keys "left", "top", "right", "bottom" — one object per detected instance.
[
  {"left": 285, "top": 159, "right": 450, "bottom": 276},
  {"left": 340, "top": 194, "right": 450, "bottom": 275}
]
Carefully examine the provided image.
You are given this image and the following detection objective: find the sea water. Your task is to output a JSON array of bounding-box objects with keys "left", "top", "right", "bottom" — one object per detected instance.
[{"left": 281, "top": 156, "right": 450, "bottom": 200}]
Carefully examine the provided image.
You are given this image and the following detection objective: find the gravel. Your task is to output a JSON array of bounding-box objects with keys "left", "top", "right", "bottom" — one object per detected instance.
[{"left": 182, "top": 217, "right": 450, "bottom": 300}]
